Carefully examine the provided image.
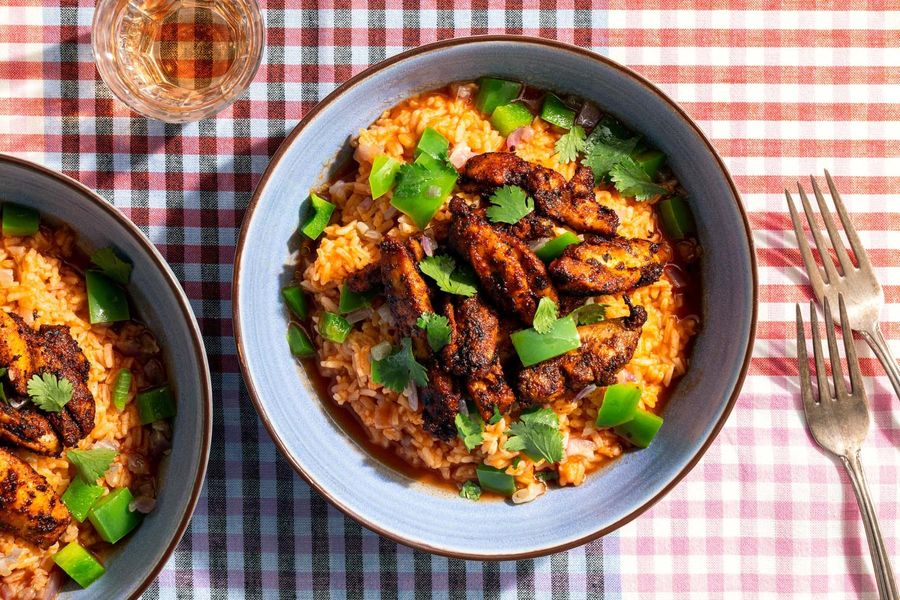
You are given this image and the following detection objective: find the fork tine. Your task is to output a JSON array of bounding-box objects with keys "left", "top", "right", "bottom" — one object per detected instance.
[
  {"left": 822, "top": 296, "right": 849, "bottom": 399},
  {"left": 785, "top": 188, "right": 826, "bottom": 300},
  {"left": 810, "top": 301, "right": 832, "bottom": 402},
  {"left": 795, "top": 304, "right": 816, "bottom": 412},
  {"left": 797, "top": 182, "right": 841, "bottom": 285},
  {"left": 838, "top": 293, "right": 864, "bottom": 395},
  {"left": 810, "top": 175, "right": 855, "bottom": 275},
  {"left": 825, "top": 169, "right": 872, "bottom": 272}
]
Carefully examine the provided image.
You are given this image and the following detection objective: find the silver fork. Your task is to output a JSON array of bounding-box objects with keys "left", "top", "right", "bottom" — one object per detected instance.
[
  {"left": 785, "top": 170, "right": 900, "bottom": 400},
  {"left": 796, "top": 295, "right": 898, "bottom": 599}
]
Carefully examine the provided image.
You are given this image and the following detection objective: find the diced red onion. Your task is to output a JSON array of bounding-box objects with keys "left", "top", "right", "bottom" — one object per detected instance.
[
  {"left": 128, "top": 496, "right": 157, "bottom": 514},
  {"left": 566, "top": 437, "right": 597, "bottom": 459},
  {"left": 573, "top": 384, "right": 597, "bottom": 402},
  {"left": 528, "top": 237, "right": 552, "bottom": 252},
  {"left": 126, "top": 454, "right": 149, "bottom": 475},
  {"left": 404, "top": 382, "right": 419, "bottom": 411},
  {"left": 505, "top": 126, "right": 534, "bottom": 150},
  {"left": 458, "top": 400, "right": 469, "bottom": 415},
  {"left": 664, "top": 264, "right": 690, "bottom": 289},
  {"left": 7, "top": 396, "right": 28, "bottom": 409},
  {"left": 449, "top": 142, "right": 476, "bottom": 170},
  {"left": 616, "top": 370, "right": 637, "bottom": 383},
  {"left": 377, "top": 304, "right": 395, "bottom": 325},
  {"left": 421, "top": 235, "right": 436, "bottom": 257},
  {"left": 346, "top": 307, "right": 374, "bottom": 324},
  {"left": 371, "top": 341, "right": 392, "bottom": 361},
  {"left": 93, "top": 439, "right": 119, "bottom": 451},
  {"left": 575, "top": 102, "right": 601, "bottom": 131}
]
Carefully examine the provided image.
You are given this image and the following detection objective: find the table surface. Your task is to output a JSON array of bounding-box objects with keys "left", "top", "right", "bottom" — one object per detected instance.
[{"left": 1, "top": 1, "right": 898, "bottom": 598}]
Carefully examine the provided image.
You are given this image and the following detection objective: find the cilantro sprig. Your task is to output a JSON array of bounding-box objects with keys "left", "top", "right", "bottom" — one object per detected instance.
[
  {"left": 459, "top": 480, "right": 482, "bottom": 501},
  {"left": 418, "top": 255, "right": 478, "bottom": 297},
  {"left": 67, "top": 448, "right": 117, "bottom": 483},
  {"left": 455, "top": 410, "right": 484, "bottom": 451},
  {"left": 485, "top": 185, "right": 534, "bottom": 225},
  {"left": 532, "top": 297, "right": 560, "bottom": 335},
  {"left": 609, "top": 157, "right": 668, "bottom": 201},
  {"left": 554, "top": 125, "right": 586, "bottom": 164},
  {"left": 27, "top": 373, "right": 73, "bottom": 413},
  {"left": 503, "top": 407, "right": 565, "bottom": 464},
  {"left": 370, "top": 338, "right": 428, "bottom": 393},
  {"left": 583, "top": 127, "right": 640, "bottom": 182},
  {"left": 416, "top": 312, "right": 452, "bottom": 352}
]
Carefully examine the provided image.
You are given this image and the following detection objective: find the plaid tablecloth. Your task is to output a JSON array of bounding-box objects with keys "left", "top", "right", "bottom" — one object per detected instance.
[{"left": 1, "top": 1, "right": 898, "bottom": 597}]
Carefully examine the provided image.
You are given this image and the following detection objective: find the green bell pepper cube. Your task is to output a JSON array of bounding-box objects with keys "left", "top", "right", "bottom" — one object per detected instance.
[
  {"left": 287, "top": 324, "right": 316, "bottom": 358},
  {"left": 475, "top": 77, "right": 522, "bottom": 115},
  {"left": 112, "top": 368, "right": 132, "bottom": 411},
  {"left": 540, "top": 94, "right": 576, "bottom": 129},
  {"left": 61, "top": 478, "right": 105, "bottom": 523},
  {"left": 614, "top": 408, "right": 664, "bottom": 448},
  {"left": 319, "top": 312, "right": 351, "bottom": 343},
  {"left": 633, "top": 149, "right": 666, "bottom": 178},
  {"left": 282, "top": 285, "right": 309, "bottom": 319},
  {"left": 338, "top": 283, "right": 375, "bottom": 314},
  {"left": 391, "top": 153, "right": 458, "bottom": 230},
  {"left": 88, "top": 487, "right": 143, "bottom": 544},
  {"left": 136, "top": 386, "right": 176, "bottom": 425},
  {"left": 53, "top": 542, "right": 105, "bottom": 588},
  {"left": 299, "top": 193, "right": 335, "bottom": 240},
  {"left": 475, "top": 463, "right": 516, "bottom": 496},
  {"left": 595, "top": 383, "right": 642, "bottom": 428},
  {"left": 368, "top": 155, "right": 402, "bottom": 199},
  {"left": 658, "top": 196, "right": 696, "bottom": 240},
  {"left": 510, "top": 316, "right": 581, "bottom": 367},
  {"left": 491, "top": 102, "right": 534, "bottom": 137},
  {"left": 414, "top": 127, "right": 449, "bottom": 160},
  {"left": 534, "top": 232, "right": 580, "bottom": 262},
  {"left": 2, "top": 203, "right": 40, "bottom": 237},
  {"left": 86, "top": 270, "right": 130, "bottom": 324}
]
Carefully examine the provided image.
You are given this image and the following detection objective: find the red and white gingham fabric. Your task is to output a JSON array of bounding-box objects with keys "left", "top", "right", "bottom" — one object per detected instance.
[{"left": 0, "top": 0, "right": 898, "bottom": 597}]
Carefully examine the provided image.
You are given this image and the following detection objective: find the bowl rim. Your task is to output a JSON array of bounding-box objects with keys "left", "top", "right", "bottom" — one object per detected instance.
[
  {"left": 233, "top": 34, "right": 758, "bottom": 560},
  {"left": 0, "top": 152, "right": 214, "bottom": 597}
]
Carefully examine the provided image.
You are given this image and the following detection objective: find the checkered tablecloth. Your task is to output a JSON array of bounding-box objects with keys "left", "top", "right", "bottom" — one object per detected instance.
[{"left": 1, "top": 1, "right": 898, "bottom": 597}]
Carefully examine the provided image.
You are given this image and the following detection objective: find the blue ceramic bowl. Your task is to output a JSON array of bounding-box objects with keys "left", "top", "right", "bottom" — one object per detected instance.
[
  {"left": 234, "top": 36, "right": 756, "bottom": 559},
  {"left": 0, "top": 154, "right": 212, "bottom": 597}
]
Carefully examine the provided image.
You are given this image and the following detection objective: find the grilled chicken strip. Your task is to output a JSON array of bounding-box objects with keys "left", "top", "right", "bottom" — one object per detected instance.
[
  {"left": 549, "top": 237, "right": 664, "bottom": 296},
  {"left": 448, "top": 197, "right": 557, "bottom": 324},
  {"left": 0, "top": 310, "right": 34, "bottom": 395},
  {"left": 378, "top": 237, "right": 433, "bottom": 359},
  {"left": 461, "top": 152, "right": 619, "bottom": 237},
  {"left": 420, "top": 364, "right": 462, "bottom": 441},
  {"left": 0, "top": 403, "right": 61, "bottom": 456},
  {"left": 465, "top": 360, "right": 515, "bottom": 421},
  {"left": 517, "top": 298, "right": 648, "bottom": 404},
  {"left": 345, "top": 261, "right": 382, "bottom": 295},
  {"left": 0, "top": 446, "right": 70, "bottom": 549}
]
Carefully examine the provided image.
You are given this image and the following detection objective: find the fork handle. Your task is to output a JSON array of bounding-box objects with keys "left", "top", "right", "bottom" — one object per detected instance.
[
  {"left": 861, "top": 325, "right": 900, "bottom": 401},
  {"left": 841, "top": 450, "right": 898, "bottom": 600}
]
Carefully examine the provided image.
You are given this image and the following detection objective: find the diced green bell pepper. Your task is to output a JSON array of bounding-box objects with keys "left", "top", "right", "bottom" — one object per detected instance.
[
  {"left": 86, "top": 270, "right": 130, "bottom": 324},
  {"left": 540, "top": 94, "right": 576, "bottom": 129},
  {"left": 282, "top": 285, "right": 309, "bottom": 319},
  {"left": 595, "top": 383, "right": 642, "bottom": 428},
  {"left": 112, "top": 368, "right": 132, "bottom": 411},
  {"left": 369, "top": 155, "right": 402, "bottom": 199},
  {"left": 299, "top": 193, "right": 335, "bottom": 240},
  {"left": 614, "top": 408, "right": 664, "bottom": 448},
  {"left": 534, "top": 232, "right": 580, "bottom": 261},
  {"left": 287, "top": 323, "right": 316, "bottom": 358},
  {"left": 633, "top": 149, "right": 666, "bottom": 178},
  {"left": 136, "top": 386, "right": 176, "bottom": 425},
  {"left": 475, "top": 463, "right": 516, "bottom": 496},
  {"left": 319, "top": 312, "right": 351, "bottom": 343},
  {"left": 491, "top": 102, "right": 534, "bottom": 137},
  {"left": 658, "top": 196, "right": 696, "bottom": 240},
  {"left": 475, "top": 77, "right": 522, "bottom": 115},
  {"left": 2, "top": 203, "right": 40, "bottom": 237},
  {"left": 88, "top": 487, "right": 143, "bottom": 544},
  {"left": 52, "top": 542, "right": 105, "bottom": 588},
  {"left": 338, "top": 283, "right": 375, "bottom": 314},
  {"left": 415, "top": 127, "right": 449, "bottom": 160},
  {"left": 61, "top": 477, "right": 105, "bottom": 523},
  {"left": 510, "top": 316, "right": 581, "bottom": 367},
  {"left": 391, "top": 153, "right": 458, "bottom": 230}
]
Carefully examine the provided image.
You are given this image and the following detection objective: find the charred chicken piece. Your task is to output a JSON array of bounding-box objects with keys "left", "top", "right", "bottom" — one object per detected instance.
[
  {"left": 461, "top": 153, "right": 619, "bottom": 237},
  {"left": 345, "top": 261, "right": 382, "bottom": 295},
  {"left": 0, "top": 403, "right": 61, "bottom": 456},
  {"left": 0, "top": 446, "right": 71, "bottom": 549},
  {"left": 420, "top": 364, "right": 462, "bottom": 441},
  {"left": 517, "top": 298, "right": 648, "bottom": 404},
  {"left": 464, "top": 360, "right": 516, "bottom": 421},
  {"left": 0, "top": 310, "right": 34, "bottom": 395},
  {"left": 448, "top": 197, "right": 557, "bottom": 324},
  {"left": 549, "top": 237, "right": 664, "bottom": 296}
]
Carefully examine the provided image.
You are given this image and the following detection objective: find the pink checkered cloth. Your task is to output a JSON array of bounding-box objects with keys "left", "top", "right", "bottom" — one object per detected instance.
[{"left": 0, "top": 0, "right": 897, "bottom": 597}]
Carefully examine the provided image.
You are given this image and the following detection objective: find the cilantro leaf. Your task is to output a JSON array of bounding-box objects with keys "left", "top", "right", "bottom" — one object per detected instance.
[
  {"left": 535, "top": 470, "right": 558, "bottom": 482},
  {"left": 485, "top": 185, "right": 534, "bottom": 225},
  {"left": 370, "top": 338, "right": 428, "bottom": 393},
  {"left": 66, "top": 448, "right": 117, "bottom": 483},
  {"left": 90, "top": 247, "right": 133, "bottom": 285},
  {"left": 416, "top": 312, "right": 452, "bottom": 352},
  {"left": 532, "top": 297, "right": 559, "bottom": 335},
  {"left": 503, "top": 407, "right": 564, "bottom": 464},
  {"left": 583, "top": 126, "right": 640, "bottom": 181},
  {"left": 554, "top": 125, "right": 586, "bottom": 164},
  {"left": 609, "top": 157, "right": 668, "bottom": 200},
  {"left": 27, "top": 373, "right": 73, "bottom": 413},
  {"left": 570, "top": 303, "right": 607, "bottom": 325},
  {"left": 488, "top": 405, "right": 502, "bottom": 425},
  {"left": 459, "top": 480, "right": 482, "bottom": 501},
  {"left": 418, "top": 255, "right": 478, "bottom": 297},
  {"left": 455, "top": 411, "right": 484, "bottom": 451}
]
